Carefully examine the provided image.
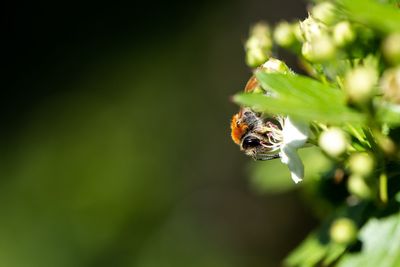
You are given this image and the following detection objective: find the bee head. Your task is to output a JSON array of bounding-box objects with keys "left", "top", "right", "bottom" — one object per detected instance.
[{"left": 231, "top": 109, "right": 283, "bottom": 161}]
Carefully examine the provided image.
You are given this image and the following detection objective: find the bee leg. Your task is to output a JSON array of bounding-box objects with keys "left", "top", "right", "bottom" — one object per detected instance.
[{"left": 257, "top": 154, "right": 280, "bottom": 161}]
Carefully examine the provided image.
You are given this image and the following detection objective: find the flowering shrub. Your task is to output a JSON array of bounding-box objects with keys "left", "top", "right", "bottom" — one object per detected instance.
[{"left": 232, "top": 0, "right": 400, "bottom": 266}]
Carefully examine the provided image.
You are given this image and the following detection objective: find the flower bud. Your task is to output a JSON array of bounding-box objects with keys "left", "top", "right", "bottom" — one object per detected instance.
[
  {"left": 330, "top": 218, "right": 358, "bottom": 245},
  {"left": 380, "top": 67, "right": 400, "bottom": 104},
  {"left": 382, "top": 33, "right": 400, "bottom": 66},
  {"left": 348, "top": 152, "right": 375, "bottom": 177},
  {"left": 301, "top": 42, "right": 313, "bottom": 60},
  {"left": 300, "top": 16, "right": 328, "bottom": 42},
  {"left": 246, "top": 48, "right": 269, "bottom": 67},
  {"left": 274, "top": 22, "right": 296, "bottom": 47},
  {"left": 396, "top": 191, "right": 400, "bottom": 203},
  {"left": 347, "top": 174, "right": 373, "bottom": 199},
  {"left": 318, "top": 128, "right": 349, "bottom": 157},
  {"left": 245, "top": 23, "right": 272, "bottom": 68},
  {"left": 374, "top": 130, "right": 397, "bottom": 156},
  {"left": 302, "top": 35, "right": 336, "bottom": 62},
  {"left": 311, "top": 2, "right": 337, "bottom": 25},
  {"left": 344, "top": 66, "right": 378, "bottom": 104},
  {"left": 262, "top": 58, "right": 290, "bottom": 73},
  {"left": 333, "top": 21, "right": 355, "bottom": 47},
  {"left": 292, "top": 22, "right": 304, "bottom": 42},
  {"left": 251, "top": 22, "right": 271, "bottom": 38}
]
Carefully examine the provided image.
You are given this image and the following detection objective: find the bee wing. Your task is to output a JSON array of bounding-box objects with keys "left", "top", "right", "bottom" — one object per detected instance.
[
  {"left": 244, "top": 75, "right": 258, "bottom": 93},
  {"left": 237, "top": 75, "right": 259, "bottom": 118}
]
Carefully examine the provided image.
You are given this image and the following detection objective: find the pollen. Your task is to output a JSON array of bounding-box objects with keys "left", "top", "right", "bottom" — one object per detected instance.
[{"left": 231, "top": 114, "right": 248, "bottom": 145}]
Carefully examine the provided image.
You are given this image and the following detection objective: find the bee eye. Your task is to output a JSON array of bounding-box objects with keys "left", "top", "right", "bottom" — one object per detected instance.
[{"left": 242, "top": 136, "right": 260, "bottom": 149}]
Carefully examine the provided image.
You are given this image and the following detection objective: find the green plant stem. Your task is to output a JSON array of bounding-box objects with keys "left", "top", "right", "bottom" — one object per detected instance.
[{"left": 379, "top": 172, "right": 388, "bottom": 204}]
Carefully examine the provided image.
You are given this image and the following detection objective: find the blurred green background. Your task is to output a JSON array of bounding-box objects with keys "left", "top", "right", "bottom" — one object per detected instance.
[{"left": 4, "top": 1, "right": 317, "bottom": 266}]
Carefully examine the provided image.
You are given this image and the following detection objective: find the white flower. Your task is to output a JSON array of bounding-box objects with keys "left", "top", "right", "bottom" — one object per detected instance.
[
  {"left": 279, "top": 117, "right": 309, "bottom": 183},
  {"left": 261, "top": 116, "right": 309, "bottom": 183}
]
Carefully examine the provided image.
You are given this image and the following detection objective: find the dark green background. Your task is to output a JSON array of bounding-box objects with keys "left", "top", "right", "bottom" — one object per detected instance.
[{"left": 4, "top": 1, "right": 316, "bottom": 266}]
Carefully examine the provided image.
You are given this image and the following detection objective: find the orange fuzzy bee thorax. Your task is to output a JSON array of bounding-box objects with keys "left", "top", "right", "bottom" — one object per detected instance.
[
  {"left": 230, "top": 75, "right": 259, "bottom": 145},
  {"left": 231, "top": 113, "right": 248, "bottom": 145}
]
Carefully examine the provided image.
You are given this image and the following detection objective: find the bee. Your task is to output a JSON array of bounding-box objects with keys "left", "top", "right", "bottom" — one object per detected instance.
[{"left": 230, "top": 76, "right": 283, "bottom": 160}]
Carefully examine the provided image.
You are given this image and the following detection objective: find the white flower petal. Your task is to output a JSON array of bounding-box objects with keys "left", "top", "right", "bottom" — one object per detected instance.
[
  {"left": 280, "top": 145, "right": 304, "bottom": 184},
  {"left": 282, "top": 116, "right": 309, "bottom": 148}
]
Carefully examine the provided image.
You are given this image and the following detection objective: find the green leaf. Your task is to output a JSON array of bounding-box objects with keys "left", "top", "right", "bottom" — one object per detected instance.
[
  {"left": 233, "top": 73, "right": 365, "bottom": 124},
  {"left": 285, "top": 203, "right": 372, "bottom": 267},
  {"left": 337, "top": 212, "right": 400, "bottom": 267},
  {"left": 284, "top": 233, "right": 329, "bottom": 267},
  {"left": 255, "top": 72, "right": 343, "bottom": 104},
  {"left": 284, "top": 232, "right": 347, "bottom": 267},
  {"left": 339, "top": 0, "right": 400, "bottom": 34}
]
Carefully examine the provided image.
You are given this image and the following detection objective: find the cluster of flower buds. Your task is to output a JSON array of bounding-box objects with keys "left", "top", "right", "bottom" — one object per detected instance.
[
  {"left": 244, "top": 1, "right": 361, "bottom": 65},
  {"left": 241, "top": 0, "right": 400, "bottom": 197},
  {"left": 347, "top": 152, "right": 375, "bottom": 199},
  {"left": 272, "top": 2, "right": 358, "bottom": 64},
  {"left": 380, "top": 33, "right": 400, "bottom": 103},
  {"left": 273, "top": 21, "right": 302, "bottom": 48},
  {"left": 237, "top": 0, "right": 400, "bottom": 264},
  {"left": 300, "top": 16, "right": 336, "bottom": 62},
  {"left": 318, "top": 127, "right": 377, "bottom": 200},
  {"left": 245, "top": 23, "right": 273, "bottom": 67}
]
